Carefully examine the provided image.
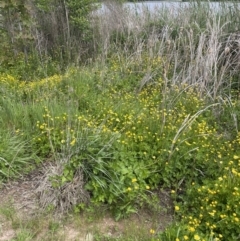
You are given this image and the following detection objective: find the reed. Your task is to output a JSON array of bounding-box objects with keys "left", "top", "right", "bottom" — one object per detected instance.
[{"left": 92, "top": 1, "right": 240, "bottom": 98}]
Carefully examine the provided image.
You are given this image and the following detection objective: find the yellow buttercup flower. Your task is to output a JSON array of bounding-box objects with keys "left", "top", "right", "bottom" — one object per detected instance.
[
  {"left": 132, "top": 178, "right": 137, "bottom": 183},
  {"left": 189, "top": 227, "right": 195, "bottom": 232},
  {"left": 194, "top": 234, "right": 200, "bottom": 240},
  {"left": 150, "top": 229, "right": 155, "bottom": 234},
  {"left": 70, "top": 138, "right": 76, "bottom": 146}
]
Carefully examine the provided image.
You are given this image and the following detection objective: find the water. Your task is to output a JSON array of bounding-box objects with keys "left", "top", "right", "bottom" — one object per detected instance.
[
  {"left": 131, "top": 1, "right": 238, "bottom": 11},
  {"left": 126, "top": 1, "right": 188, "bottom": 12},
  {"left": 99, "top": 1, "right": 239, "bottom": 14}
]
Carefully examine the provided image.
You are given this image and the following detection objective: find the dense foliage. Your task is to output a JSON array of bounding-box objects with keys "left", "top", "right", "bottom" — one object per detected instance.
[
  {"left": 1, "top": 1, "right": 240, "bottom": 240},
  {"left": 0, "top": 0, "right": 98, "bottom": 79}
]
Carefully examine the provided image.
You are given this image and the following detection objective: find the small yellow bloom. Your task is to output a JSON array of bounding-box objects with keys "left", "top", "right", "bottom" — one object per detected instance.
[
  {"left": 218, "top": 177, "right": 223, "bottom": 181},
  {"left": 70, "top": 139, "right": 76, "bottom": 146},
  {"left": 127, "top": 187, "right": 132, "bottom": 191},
  {"left": 189, "top": 227, "right": 195, "bottom": 232},
  {"left": 194, "top": 234, "right": 200, "bottom": 240},
  {"left": 233, "top": 155, "right": 239, "bottom": 159},
  {"left": 132, "top": 178, "right": 137, "bottom": 183},
  {"left": 146, "top": 185, "right": 150, "bottom": 190},
  {"left": 184, "top": 236, "right": 189, "bottom": 240},
  {"left": 150, "top": 229, "right": 155, "bottom": 234},
  {"left": 175, "top": 206, "right": 180, "bottom": 211}
]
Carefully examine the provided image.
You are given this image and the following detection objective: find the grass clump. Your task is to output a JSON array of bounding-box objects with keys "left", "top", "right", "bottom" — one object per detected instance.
[{"left": 0, "top": 130, "right": 36, "bottom": 181}]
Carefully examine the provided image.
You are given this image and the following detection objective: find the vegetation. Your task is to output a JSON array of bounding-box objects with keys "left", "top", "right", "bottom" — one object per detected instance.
[{"left": 0, "top": 0, "right": 240, "bottom": 240}]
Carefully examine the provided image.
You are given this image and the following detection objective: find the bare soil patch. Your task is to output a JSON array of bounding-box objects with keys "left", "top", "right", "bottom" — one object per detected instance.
[
  {"left": 0, "top": 163, "right": 174, "bottom": 240},
  {"left": 0, "top": 218, "right": 15, "bottom": 241}
]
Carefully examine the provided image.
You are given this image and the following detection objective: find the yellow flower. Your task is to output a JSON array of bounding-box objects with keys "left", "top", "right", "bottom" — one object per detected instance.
[
  {"left": 150, "top": 229, "right": 155, "bottom": 234},
  {"left": 233, "top": 155, "right": 239, "bottom": 159},
  {"left": 184, "top": 236, "right": 189, "bottom": 240},
  {"left": 132, "top": 178, "right": 137, "bottom": 183},
  {"left": 70, "top": 138, "right": 76, "bottom": 146},
  {"left": 146, "top": 185, "right": 150, "bottom": 190},
  {"left": 175, "top": 206, "right": 180, "bottom": 211},
  {"left": 127, "top": 187, "right": 132, "bottom": 191},
  {"left": 189, "top": 227, "right": 195, "bottom": 232},
  {"left": 194, "top": 234, "right": 200, "bottom": 240}
]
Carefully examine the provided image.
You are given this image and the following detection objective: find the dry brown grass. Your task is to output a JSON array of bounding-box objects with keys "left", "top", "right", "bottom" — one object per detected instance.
[
  {"left": 92, "top": 1, "right": 240, "bottom": 99},
  {"left": 36, "top": 160, "right": 90, "bottom": 214}
]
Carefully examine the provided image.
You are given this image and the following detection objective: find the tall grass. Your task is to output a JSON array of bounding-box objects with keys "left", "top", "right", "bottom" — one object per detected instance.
[
  {"left": 0, "top": 130, "right": 37, "bottom": 181},
  {"left": 92, "top": 1, "right": 240, "bottom": 99}
]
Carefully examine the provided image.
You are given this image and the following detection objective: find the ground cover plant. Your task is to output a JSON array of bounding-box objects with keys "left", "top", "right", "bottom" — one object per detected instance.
[{"left": 0, "top": 0, "right": 240, "bottom": 240}]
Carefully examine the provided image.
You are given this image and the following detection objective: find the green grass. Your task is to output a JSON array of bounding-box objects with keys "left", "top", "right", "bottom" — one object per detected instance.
[
  {"left": 0, "top": 1, "right": 240, "bottom": 240},
  {"left": 1, "top": 60, "right": 239, "bottom": 240}
]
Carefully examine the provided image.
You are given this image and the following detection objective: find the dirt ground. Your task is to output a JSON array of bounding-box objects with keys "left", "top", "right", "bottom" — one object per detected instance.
[{"left": 0, "top": 164, "right": 173, "bottom": 241}]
